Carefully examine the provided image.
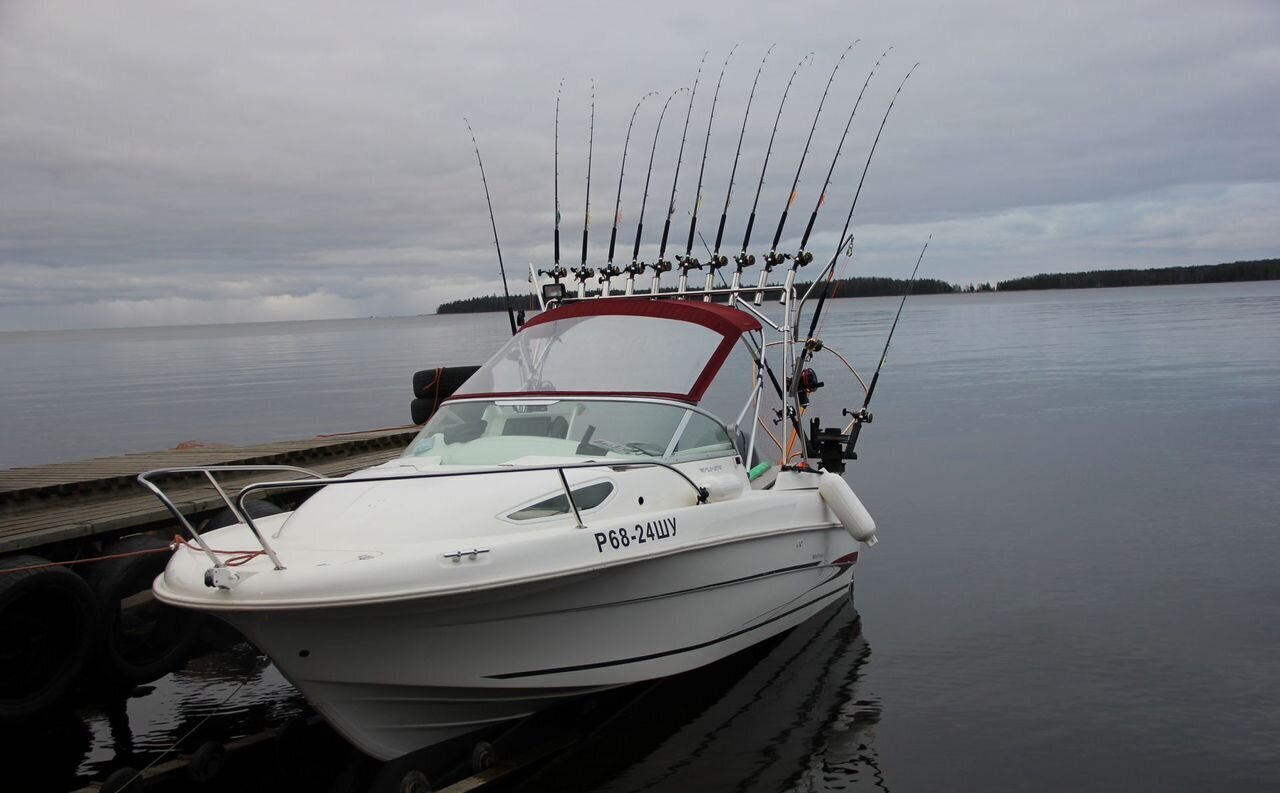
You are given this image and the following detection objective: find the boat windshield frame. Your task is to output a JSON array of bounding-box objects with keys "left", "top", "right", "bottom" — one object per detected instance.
[
  {"left": 402, "top": 395, "right": 742, "bottom": 468},
  {"left": 450, "top": 299, "right": 762, "bottom": 404}
]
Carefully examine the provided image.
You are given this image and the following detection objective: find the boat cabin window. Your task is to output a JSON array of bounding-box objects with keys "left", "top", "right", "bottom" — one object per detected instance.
[
  {"left": 508, "top": 481, "right": 614, "bottom": 521},
  {"left": 402, "top": 399, "right": 737, "bottom": 467}
]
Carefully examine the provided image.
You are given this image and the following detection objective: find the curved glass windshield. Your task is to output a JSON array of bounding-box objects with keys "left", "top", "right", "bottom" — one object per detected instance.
[
  {"left": 402, "top": 399, "right": 735, "bottom": 466},
  {"left": 453, "top": 315, "right": 724, "bottom": 398}
]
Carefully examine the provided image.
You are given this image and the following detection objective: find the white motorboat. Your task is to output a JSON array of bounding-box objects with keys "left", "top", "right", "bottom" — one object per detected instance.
[{"left": 141, "top": 286, "right": 882, "bottom": 762}]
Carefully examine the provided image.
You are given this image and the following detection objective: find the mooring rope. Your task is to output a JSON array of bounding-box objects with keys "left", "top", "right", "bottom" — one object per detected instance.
[{"left": 0, "top": 534, "right": 266, "bottom": 574}]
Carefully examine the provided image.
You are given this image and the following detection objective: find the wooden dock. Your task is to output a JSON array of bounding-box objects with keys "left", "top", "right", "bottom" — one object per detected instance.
[{"left": 0, "top": 426, "right": 419, "bottom": 554}]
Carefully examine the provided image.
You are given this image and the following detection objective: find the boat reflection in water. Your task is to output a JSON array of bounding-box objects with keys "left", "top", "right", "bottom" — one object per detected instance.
[
  {"left": 523, "top": 598, "right": 886, "bottom": 793},
  {"left": 10, "top": 599, "right": 880, "bottom": 792}
]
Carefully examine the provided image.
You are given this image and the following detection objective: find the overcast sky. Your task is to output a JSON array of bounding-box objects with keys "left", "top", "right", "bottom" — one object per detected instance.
[{"left": 1, "top": 0, "right": 1276, "bottom": 331}]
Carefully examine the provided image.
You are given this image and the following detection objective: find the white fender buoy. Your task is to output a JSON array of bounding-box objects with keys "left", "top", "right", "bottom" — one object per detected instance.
[
  {"left": 696, "top": 471, "right": 745, "bottom": 503},
  {"left": 818, "top": 474, "right": 878, "bottom": 545}
]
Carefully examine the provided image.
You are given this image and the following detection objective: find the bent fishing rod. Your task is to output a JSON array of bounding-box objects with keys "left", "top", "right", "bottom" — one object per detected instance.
[
  {"left": 844, "top": 235, "right": 930, "bottom": 454},
  {"left": 654, "top": 53, "right": 707, "bottom": 295},
  {"left": 743, "top": 51, "right": 813, "bottom": 301},
  {"left": 798, "top": 62, "right": 919, "bottom": 336},
  {"left": 788, "top": 62, "right": 919, "bottom": 467},
  {"left": 626, "top": 88, "right": 684, "bottom": 295},
  {"left": 463, "top": 118, "right": 517, "bottom": 336},
  {"left": 680, "top": 45, "right": 737, "bottom": 298},
  {"left": 713, "top": 44, "right": 774, "bottom": 290},
  {"left": 573, "top": 79, "right": 596, "bottom": 297},
  {"left": 783, "top": 46, "right": 892, "bottom": 308},
  {"left": 601, "top": 91, "right": 658, "bottom": 293},
  {"left": 763, "top": 40, "right": 858, "bottom": 296}
]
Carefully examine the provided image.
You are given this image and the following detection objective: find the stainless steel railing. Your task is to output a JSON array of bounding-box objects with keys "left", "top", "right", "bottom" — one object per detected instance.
[{"left": 139, "top": 460, "right": 709, "bottom": 572}]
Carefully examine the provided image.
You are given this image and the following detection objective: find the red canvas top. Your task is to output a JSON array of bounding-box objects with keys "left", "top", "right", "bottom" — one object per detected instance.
[
  {"left": 451, "top": 298, "right": 761, "bottom": 403},
  {"left": 521, "top": 298, "right": 761, "bottom": 337}
]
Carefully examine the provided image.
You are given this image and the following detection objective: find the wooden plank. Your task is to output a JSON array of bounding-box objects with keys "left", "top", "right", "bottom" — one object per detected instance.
[
  {"left": 0, "top": 442, "right": 408, "bottom": 553},
  {"left": 0, "top": 428, "right": 417, "bottom": 504}
]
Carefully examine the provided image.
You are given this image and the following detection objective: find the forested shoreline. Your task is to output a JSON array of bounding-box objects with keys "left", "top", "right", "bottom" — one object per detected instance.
[
  {"left": 436, "top": 258, "right": 1278, "bottom": 314},
  {"left": 996, "top": 259, "right": 1278, "bottom": 291}
]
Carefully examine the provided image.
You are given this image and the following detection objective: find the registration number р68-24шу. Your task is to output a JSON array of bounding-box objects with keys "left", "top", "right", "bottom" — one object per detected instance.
[{"left": 594, "top": 517, "right": 677, "bottom": 553}]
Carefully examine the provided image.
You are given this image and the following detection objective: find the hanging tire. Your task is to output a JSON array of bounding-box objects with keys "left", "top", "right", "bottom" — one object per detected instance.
[
  {"left": 0, "top": 555, "right": 97, "bottom": 720},
  {"left": 202, "top": 499, "right": 284, "bottom": 532},
  {"left": 411, "top": 366, "right": 479, "bottom": 400},
  {"left": 88, "top": 535, "right": 198, "bottom": 686}
]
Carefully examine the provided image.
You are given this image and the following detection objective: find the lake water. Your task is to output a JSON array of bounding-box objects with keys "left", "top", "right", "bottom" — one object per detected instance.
[{"left": 3, "top": 282, "right": 1278, "bottom": 791}]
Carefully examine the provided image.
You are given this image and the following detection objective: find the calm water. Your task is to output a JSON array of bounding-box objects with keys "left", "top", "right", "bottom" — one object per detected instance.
[{"left": 3, "top": 282, "right": 1279, "bottom": 791}]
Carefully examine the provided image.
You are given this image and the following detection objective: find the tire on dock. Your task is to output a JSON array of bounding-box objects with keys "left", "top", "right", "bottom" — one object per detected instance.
[
  {"left": 0, "top": 555, "right": 97, "bottom": 720},
  {"left": 411, "top": 365, "right": 480, "bottom": 425},
  {"left": 88, "top": 534, "right": 199, "bottom": 686},
  {"left": 412, "top": 365, "right": 479, "bottom": 401}
]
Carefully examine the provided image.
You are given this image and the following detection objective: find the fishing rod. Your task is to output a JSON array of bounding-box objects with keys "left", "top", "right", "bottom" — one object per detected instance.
[
  {"left": 798, "top": 62, "right": 918, "bottom": 338},
  {"left": 766, "top": 40, "right": 858, "bottom": 303},
  {"left": 462, "top": 118, "right": 517, "bottom": 336},
  {"left": 762, "top": 41, "right": 855, "bottom": 292},
  {"left": 680, "top": 45, "right": 737, "bottom": 299},
  {"left": 742, "top": 51, "right": 813, "bottom": 301},
  {"left": 626, "top": 88, "right": 684, "bottom": 296},
  {"left": 796, "top": 65, "right": 922, "bottom": 472},
  {"left": 601, "top": 91, "right": 658, "bottom": 293},
  {"left": 553, "top": 79, "right": 563, "bottom": 276},
  {"left": 788, "top": 51, "right": 892, "bottom": 337},
  {"left": 715, "top": 44, "right": 774, "bottom": 292},
  {"left": 573, "top": 79, "right": 596, "bottom": 297},
  {"left": 539, "top": 80, "right": 570, "bottom": 292},
  {"left": 843, "top": 236, "right": 930, "bottom": 456},
  {"left": 655, "top": 53, "right": 707, "bottom": 295}
]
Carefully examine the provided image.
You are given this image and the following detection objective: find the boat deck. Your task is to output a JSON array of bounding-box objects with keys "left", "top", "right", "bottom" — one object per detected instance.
[{"left": 0, "top": 427, "right": 419, "bottom": 554}]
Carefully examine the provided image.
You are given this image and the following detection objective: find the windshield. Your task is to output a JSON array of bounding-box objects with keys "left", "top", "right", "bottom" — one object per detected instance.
[
  {"left": 402, "top": 398, "right": 736, "bottom": 466},
  {"left": 453, "top": 314, "right": 725, "bottom": 400}
]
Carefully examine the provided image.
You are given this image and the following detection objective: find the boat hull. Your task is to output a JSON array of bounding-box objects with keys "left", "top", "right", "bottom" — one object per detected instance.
[{"left": 223, "top": 526, "right": 857, "bottom": 760}]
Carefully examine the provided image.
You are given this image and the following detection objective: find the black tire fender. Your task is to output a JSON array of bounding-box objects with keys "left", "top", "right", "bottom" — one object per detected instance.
[
  {"left": 87, "top": 534, "right": 198, "bottom": 686},
  {"left": 411, "top": 365, "right": 479, "bottom": 400},
  {"left": 0, "top": 555, "right": 97, "bottom": 720}
]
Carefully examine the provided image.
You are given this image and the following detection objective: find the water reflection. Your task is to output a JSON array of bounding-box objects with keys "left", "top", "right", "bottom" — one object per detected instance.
[
  {"left": 525, "top": 599, "right": 884, "bottom": 793},
  {"left": 7, "top": 601, "right": 882, "bottom": 793},
  {"left": 0, "top": 640, "right": 307, "bottom": 791}
]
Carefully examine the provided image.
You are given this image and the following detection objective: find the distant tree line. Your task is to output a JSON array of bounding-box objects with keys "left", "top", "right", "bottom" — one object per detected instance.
[
  {"left": 435, "top": 258, "right": 1279, "bottom": 313},
  {"left": 997, "top": 259, "right": 1279, "bottom": 291}
]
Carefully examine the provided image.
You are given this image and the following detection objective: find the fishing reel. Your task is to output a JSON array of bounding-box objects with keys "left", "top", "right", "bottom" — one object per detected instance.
[
  {"left": 792, "top": 367, "right": 824, "bottom": 406},
  {"left": 763, "top": 251, "right": 791, "bottom": 270},
  {"left": 538, "top": 265, "right": 568, "bottom": 283},
  {"left": 571, "top": 265, "right": 594, "bottom": 281},
  {"left": 733, "top": 252, "right": 755, "bottom": 271},
  {"left": 708, "top": 254, "right": 730, "bottom": 271},
  {"left": 650, "top": 258, "right": 673, "bottom": 276},
  {"left": 675, "top": 255, "right": 703, "bottom": 274},
  {"left": 793, "top": 250, "right": 814, "bottom": 267}
]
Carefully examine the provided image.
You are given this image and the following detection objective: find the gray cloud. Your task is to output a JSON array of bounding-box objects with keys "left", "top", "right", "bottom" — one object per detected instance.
[{"left": 1, "top": 0, "right": 1277, "bottom": 330}]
